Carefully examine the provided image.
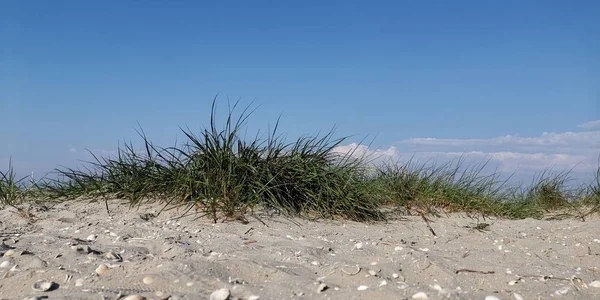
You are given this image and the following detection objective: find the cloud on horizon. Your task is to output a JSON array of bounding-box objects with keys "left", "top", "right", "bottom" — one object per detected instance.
[
  {"left": 578, "top": 120, "right": 600, "bottom": 130},
  {"left": 333, "top": 120, "right": 600, "bottom": 182}
]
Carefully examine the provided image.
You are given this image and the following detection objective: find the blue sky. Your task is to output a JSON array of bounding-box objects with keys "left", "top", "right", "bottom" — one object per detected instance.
[{"left": 1, "top": 1, "right": 599, "bottom": 183}]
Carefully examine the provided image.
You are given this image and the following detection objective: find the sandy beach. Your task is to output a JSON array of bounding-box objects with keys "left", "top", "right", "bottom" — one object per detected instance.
[{"left": 0, "top": 200, "right": 599, "bottom": 300}]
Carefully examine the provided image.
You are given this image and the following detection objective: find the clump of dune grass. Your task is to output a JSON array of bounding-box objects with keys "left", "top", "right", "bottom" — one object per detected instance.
[
  {"left": 0, "top": 159, "right": 25, "bottom": 208},
  {"left": 523, "top": 169, "right": 572, "bottom": 211},
  {"left": 45, "top": 100, "right": 384, "bottom": 222},
  {"left": 7, "top": 99, "right": 600, "bottom": 223},
  {"left": 0, "top": 159, "right": 39, "bottom": 220},
  {"left": 369, "top": 157, "right": 534, "bottom": 219}
]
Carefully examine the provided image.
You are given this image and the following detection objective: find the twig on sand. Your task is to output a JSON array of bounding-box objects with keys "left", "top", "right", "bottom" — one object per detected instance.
[
  {"left": 455, "top": 268, "right": 495, "bottom": 274},
  {"left": 418, "top": 212, "right": 437, "bottom": 237},
  {"left": 341, "top": 264, "right": 361, "bottom": 276}
]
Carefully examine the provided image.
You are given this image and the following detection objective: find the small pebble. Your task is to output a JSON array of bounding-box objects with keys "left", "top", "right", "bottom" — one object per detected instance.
[
  {"left": 412, "top": 292, "right": 428, "bottom": 299},
  {"left": 392, "top": 273, "right": 399, "bottom": 279}
]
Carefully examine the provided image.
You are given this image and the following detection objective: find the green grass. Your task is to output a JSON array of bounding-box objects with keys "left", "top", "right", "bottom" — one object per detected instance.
[
  {"left": 3, "top": 99, "right": 600, "bottom": 222},
  {"left": 0, "top": 159, "right": 25, "bottom": 208}
]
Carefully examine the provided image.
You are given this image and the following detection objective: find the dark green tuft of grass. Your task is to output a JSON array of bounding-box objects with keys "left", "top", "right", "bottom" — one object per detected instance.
[
  {"left": 42, "top": 99, "right": 384, "bottom": 222},
  {"left": 3, "top": 99, "right": 600, "bottom": 223}
]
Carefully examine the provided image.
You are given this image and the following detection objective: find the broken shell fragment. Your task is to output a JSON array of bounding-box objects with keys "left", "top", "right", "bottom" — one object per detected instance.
[
  {"left": 142, "top": 276, "right": 154, "bottom": 285},
  {"left": 317, "top": 283, "right": 328, "bottom": 292},
  {"left": 412, "top": 292, "right": 428, "bottom": 299},
  {"left": 103, "top": 251, "right": 122, "bottom": 262},
  {"left": 209, "top": 288, "right": 230, "bottom": 300},
  {"left": 122, "top": 295, "right": 146, "bottom": 300},
  {"left": 3, "top": 249, "right": 16, "bottom": 257},
  {"left": 32, "top": 280, "right": 57, "bottom": 292},
  {"left": 95, "top": 264, "right": 109, "bottom": 275},
  {"left": 0, "top": 260, "right": 11, "bottom": 268}
]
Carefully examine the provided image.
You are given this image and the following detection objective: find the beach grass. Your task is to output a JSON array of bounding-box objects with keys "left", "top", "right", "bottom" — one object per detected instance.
[{"left": 2, "top": 100, "right": 599, "bottom": 222}]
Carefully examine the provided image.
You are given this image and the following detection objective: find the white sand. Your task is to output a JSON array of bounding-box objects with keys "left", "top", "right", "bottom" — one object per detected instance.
[{"left": 1, "top": 200, "right": 599, "bottom": 300}]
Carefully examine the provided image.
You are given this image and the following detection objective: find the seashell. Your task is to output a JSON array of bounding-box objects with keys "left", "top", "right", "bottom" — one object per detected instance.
[
  {"left": 394, "top": 246, "right": 403, "bottom": 251},
  {"left": 248, "top": 296, "right": 260, "bottom": 300},
  {"left": 122, "top": 295, "right": 146, "bottom": 300},
  {"left": 484, "top": 296, "right": 501, "bottom": 300},
  {"left": 368, "top": 269, "right": 378, "bottom": 276},
  {"left": 75, "top": 278, "right": 84, "bottom": 286},
  {"left": 86, "top": 234, "right": 97, "bottom": 241},
  {"left": 353, "top": 242, "right": 363, "bottom": 250},
  {"left": 209, "top": 288, "right": 230, "bottom": 300},
  {"left": 590, "top": 280, "right": 600, "bottom": 288},
  {"left": 142, "top": 276, "right": 154, "bottom": 285},
  {"left": 554, "top": 287, "right": 570, "bottom": 295},
  {"left": 0, "top": 260, "right": 11, "bottom": 268},
  {"left": 397, "top": 282, "right": 409, "bottom": 289},
  {"left": 228, "top": 277, "right": 245, "bottom": 284},
  {"left": 411, "top": 292, "right": 428, "bottom": 299},
  {"left": 103, "top": 252, "right": 122, "bottom": 262},
  {"left": 392, "top": 273, "right": 399, "bottom": 279},
  {"left": 95, "top": 264, "right": 109, "bottom": 275},
  {"left": 317, "top": 283, "right": 328, "bottom": 292},
  {"left": 571, "top": 276, "right": 587, "bottom": 289},
  {"left": 3, "top": 249, "right": 16, "bottom": 257},
  {"left": 514, "top": 293, "right": 524, "bottom": 300},
  {"left": 32, "top": 280, "right": 57, "bottom": 292},
  {"left": 379, "top": 280, "right": 387, "bottom": 287},
  {"left": 357, "top": 285, "right": 368, "bottom": 291}
]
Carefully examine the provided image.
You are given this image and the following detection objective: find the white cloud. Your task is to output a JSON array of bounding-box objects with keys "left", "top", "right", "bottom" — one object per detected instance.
[
  {"left": 400, "top": 131, "right": 600, "bottom": 149},
  {"left": 333, "top": 125, "right": 600, "bottom": 183},
  {"left": 578, "top": 120, "right": 600, "bottom": 130}
]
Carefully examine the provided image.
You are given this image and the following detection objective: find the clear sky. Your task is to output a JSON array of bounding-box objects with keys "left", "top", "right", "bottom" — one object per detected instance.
[{"left": 1, "top": 1, "right": 599, "bottom": 183}]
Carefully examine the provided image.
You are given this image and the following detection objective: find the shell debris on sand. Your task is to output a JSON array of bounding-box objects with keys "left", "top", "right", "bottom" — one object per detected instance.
[
  {"left": 31, "top": 280, "right": 57, "bottom": 292},
  {"left": 412, "top": 292, "right": 428, "bottom": 299},
  {"left": 142, "top": 276, "right": 154, "bottom": 285},
  {"left": 210, "top": 288, "right": 230, "bottom": 300},
  {"left": 95, "top": 263, "right": 109, "bottom": 274},
  {"left": 317, "top": 283, "right": 328, "bottom": 293},
  {"left": 122, "top": 295, "right": 146, "bottom": 300},
  {"left": 2, "top": 249, "right": 16, "bottom": 257},
  {"left": 0, "top": 260, "right": 11, "bottom": 268}
]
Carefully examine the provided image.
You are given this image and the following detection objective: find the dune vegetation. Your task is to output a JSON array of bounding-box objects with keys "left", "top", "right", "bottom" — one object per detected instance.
[{"left": 2, "top": 100, "right": 599, "bottom": 222}]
